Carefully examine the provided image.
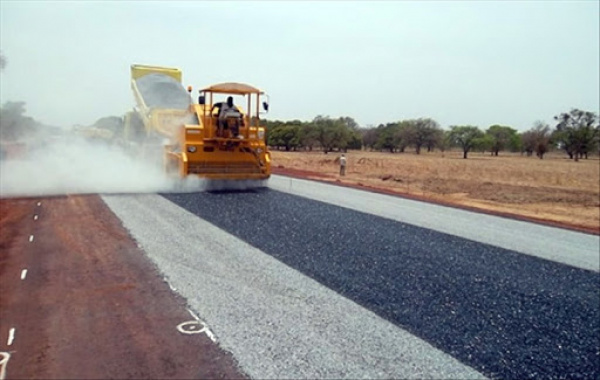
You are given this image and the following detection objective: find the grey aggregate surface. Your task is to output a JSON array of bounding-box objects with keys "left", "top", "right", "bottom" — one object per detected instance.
[
  {"left": 102, "top": 193, "right": 485, "bottom": 380},
  {"left": 159, "top": 188, "right": 599, "bottom": 379},
  {"left": 101, "top": 177, "right": 599, "bottom": 379},
  {"left": 268, "top": 175, "right": 600, "bottom": 272},
  {"left": 135, "top": 73, "right": 191, "bottom": 110}
]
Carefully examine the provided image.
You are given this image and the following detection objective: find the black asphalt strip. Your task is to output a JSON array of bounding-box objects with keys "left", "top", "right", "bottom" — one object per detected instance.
[{"left": 162, "top": 189, "right": 599, "bottom": 379}]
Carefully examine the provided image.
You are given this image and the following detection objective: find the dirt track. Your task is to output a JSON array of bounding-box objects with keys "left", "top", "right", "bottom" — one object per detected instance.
[{"left": 0, "top": 195, "right": 246, "bottom": 379}]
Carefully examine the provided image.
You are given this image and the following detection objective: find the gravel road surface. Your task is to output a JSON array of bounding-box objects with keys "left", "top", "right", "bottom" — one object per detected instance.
[
  {"left": 101, "top": 177, "right": 599, "bottom": 379},
  {"left": 269, "top": 175, "right": 600, "bottom": 272}
]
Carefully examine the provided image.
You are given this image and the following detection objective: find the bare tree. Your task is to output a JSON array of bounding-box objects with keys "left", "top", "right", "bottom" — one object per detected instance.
[
  {"left": 361, "top": 127, "right": 378, "bottom": 151},
  {"left": 520, "top": 130, "right": 536, "bottom": 156},
  {"left": 520, "top": 122, "right": 551, "bottom": 159},
  {"left": 531, "top": 121, "right": 551, "bottom": 159}
]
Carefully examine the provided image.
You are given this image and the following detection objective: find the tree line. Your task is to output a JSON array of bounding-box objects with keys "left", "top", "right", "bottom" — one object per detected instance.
[
  {"left": 266, "top": 109, "right": 600, "bottom": 160},
  {"left": 1, "top": 97, "right": 598, "bottom": 161}
]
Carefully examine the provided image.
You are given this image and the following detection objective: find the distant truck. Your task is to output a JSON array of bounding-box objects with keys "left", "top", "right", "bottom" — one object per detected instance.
[{"left": 125, "top": 64, "right": 271, "bottom": 181}]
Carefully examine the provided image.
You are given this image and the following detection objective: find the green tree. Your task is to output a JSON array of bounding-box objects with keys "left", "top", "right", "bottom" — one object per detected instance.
[
  {"left": 553, "top": 109, "right": 599, "bottom": 161},
  {"left": 332, "top": 120, "right": 353, "bottom": 152},
  {"left": 280, "top": 124, "right": 301, "bottom": 151},
  {"left": 437, "top": 130, "right": 453, "bottom": 154},
  {"left": 299, "top": 122, "right": 319, "bottom": 151},
  {"left": 267, "top": 121, "right": 301, "bottom": 151},
  {"left": 338, "top": 116, "right": 360, "bottom": 131},
  {"left": 346, "top": 130, "right": 363, "bottom": 150},
  {"left": 408, "top": 118, "right": 441, "bottom": 154},
  {"left": 509, "top": 133, "right": 523, "bottom": 153},
  {"left": 448, "top": 125, "right": 484, "bottom": 159},
  {"left": 425, "top": 127, "right": 444, "bottom": 152},
  {"left": 336, "top": 116, "right": 361, "bottom": 151},
  {"left": 394, "top": 121, "right": 416, "bottom": 153},
  {"left": 313, "top": 115, "right": 348, "bottom": 153},
  {"left": 265, "top": 120, "right": 284, "bottom": 148},
  {"left": 374, "top": 123, "right": 399, "bottom": 153},
  {"left": 486, "top": 125, "right": 518, "bottom": 156},
  {"left": 474, "top": 134, "right": 494, "bottom": 154}
]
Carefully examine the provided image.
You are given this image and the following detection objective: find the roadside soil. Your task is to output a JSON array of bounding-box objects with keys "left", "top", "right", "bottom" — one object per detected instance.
[{"left": 0, "top": 195, "right": 247, "bottom": 380}]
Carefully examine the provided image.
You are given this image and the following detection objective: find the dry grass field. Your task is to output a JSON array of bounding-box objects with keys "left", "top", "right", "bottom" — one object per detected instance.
[{"left": 271, "top": 149, "right": 600, "bottom": 233}]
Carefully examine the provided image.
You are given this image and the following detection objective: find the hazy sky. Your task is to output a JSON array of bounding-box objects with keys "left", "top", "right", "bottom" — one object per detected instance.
[{"left": 1, "top": 1, "right": 598, "bottom": 131}]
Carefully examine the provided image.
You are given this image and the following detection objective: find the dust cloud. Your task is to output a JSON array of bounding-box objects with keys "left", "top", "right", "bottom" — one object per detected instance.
[{"left": 0, "top": 134, "right": 266, "bottom": 198}]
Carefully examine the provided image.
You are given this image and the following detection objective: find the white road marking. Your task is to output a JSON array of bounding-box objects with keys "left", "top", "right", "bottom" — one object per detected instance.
[
  {"left": 163, "top": 277, "right": 177, "bottom": 291},
  {"left": 203, "top": 327, "right": 216, "bottom": 342},
  {"left": 177, "top": 321, "right": 207, "bottom": 334},
  {"left": 179, "top": 309, "right": 217, "bottom": 342},
  {"left": 187, "top": 308, "right": 200, "bottom": 321},
  {"left": 20, "top": 269, "right": 27, "bottom": 280},
  {"left": 177, "top": 320, "right": 217, "bottom": 342},
  {"left": 28, "top": 235, "right": 34, "bottom": 243},
  {"left": 33, "top": 215, "right": 38, "bottom": 221},
  {"left": 7, "top": 329, "right": 15, "bottom": 346},
  {"left": 0, "top": 352, "right": 10, "bottom": 380}
]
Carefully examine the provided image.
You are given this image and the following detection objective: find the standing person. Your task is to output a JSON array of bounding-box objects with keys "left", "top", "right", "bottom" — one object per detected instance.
[{"left": 339, "top": 153, "right": 347, "bottom": 176}]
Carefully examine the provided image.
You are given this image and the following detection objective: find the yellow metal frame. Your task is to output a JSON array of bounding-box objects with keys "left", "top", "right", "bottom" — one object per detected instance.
[{"left": 131, "top": 64, "right": 182, "bottom": 82}]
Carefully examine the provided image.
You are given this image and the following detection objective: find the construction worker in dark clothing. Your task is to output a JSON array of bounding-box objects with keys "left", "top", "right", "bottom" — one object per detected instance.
[{"left": 218, "top": 96, "right": 242, "bottom": 138}]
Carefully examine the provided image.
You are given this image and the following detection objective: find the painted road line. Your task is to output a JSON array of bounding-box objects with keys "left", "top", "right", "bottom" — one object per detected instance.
[
  {"left": 6, "top": 329, "right": 15, "bottom": 346},
  {"left": 21, "top": 269, "right": 27, "bottom": 280},
  {"left": 177, "top": 321, "right": 207, "bottom": 334},
  {"left": 28, "top": 235, "right": 34, "bottom": 243},
  {"left": 187, "top": 308, "right": 200, "bottom": 321},
  {"left": 0, "top": 352, "right": 10, "bottom": 380},
  {"left": 182, "top": 308, "right": 217, "bottom": 342},
  {"left": 33, "top": 215, "right": 38, "bottom": 221},
  {"left": 165, "top": 278, "right": 177, "bottom": 292}
]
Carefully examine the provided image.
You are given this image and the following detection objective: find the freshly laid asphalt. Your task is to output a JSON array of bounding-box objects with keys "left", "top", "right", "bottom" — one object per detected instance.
[{"left": 159, "top": 188, "right": 599, "bottom": 380}]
